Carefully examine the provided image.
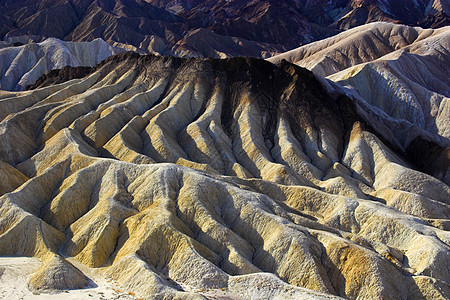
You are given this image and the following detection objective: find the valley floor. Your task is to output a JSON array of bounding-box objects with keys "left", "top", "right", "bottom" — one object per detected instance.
[{"left": 0, "top": 256, "right": 137, "bottom": 300}]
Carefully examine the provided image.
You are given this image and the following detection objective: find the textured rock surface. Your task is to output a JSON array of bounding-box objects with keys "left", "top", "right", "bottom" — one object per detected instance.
[
  {"left": 269, "top": 22, "right": 450, "bottom": 183},
  {"left": 0, "top": 37, "right": 124, "bottom": 91},
  {"left": 28, "top": 254, "right": 88, "bottom": 293},
  {"left": 0, "top": 53, "right": 449, "bottom": 299}
]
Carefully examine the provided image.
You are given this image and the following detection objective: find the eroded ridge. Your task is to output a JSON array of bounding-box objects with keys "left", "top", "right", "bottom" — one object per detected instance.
[
  {"left": 268, "top": 23, "right": 450, "bottom": 184},
  {"left": 0, "top": 52, "right": 448, "bottom": 300}
]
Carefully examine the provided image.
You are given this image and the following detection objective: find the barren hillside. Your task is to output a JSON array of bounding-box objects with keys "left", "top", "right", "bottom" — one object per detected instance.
[{"left": 0, "top": 52, "right": 448, "bottom": 299}]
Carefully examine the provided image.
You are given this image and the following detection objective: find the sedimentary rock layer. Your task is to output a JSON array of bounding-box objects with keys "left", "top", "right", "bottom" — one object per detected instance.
[{"left": 0, "top": 52, "right": 449, "bottom": 299}]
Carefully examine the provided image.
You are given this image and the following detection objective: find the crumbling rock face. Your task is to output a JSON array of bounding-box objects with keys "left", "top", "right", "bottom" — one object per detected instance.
[{"left": 0, "top": 52, "right": 449, "bottom": 299}]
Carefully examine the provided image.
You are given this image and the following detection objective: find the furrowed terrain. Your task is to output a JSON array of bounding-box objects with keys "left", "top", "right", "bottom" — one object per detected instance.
[
  {"left": 269, "top": 22, "right": 450, "bottom": 184},
  {"left": 0, "top": 52, "right": 449, "bottom": 299}
]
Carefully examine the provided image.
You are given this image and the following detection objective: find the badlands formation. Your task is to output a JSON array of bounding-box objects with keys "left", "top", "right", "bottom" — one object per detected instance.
[
  {"left": 0, "top": 38, "right": 123, "bottom": 91},
  {"left": 0, "top": 50, "right": 448, "bottom": 299},
  {"left": 269, "top": 22, "right": 450, "bottom": 183}
]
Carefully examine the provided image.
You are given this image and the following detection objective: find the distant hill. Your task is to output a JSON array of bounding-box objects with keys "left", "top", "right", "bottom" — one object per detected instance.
[{"left": 0, "top": 0, "right": 448, "bottom": 58}]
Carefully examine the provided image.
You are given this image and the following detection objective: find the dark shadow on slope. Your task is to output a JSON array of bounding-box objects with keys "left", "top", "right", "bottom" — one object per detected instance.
[{"left": 23, "top": 51, "right": 449, "bottom": 183}]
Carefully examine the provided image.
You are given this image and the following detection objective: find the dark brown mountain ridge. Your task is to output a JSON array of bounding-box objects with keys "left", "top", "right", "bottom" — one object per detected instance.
[{"left": 1, "top": 0, "right": 448, "bottom": 58}]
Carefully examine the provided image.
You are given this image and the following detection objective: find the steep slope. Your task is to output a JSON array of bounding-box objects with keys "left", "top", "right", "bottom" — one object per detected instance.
[
  {"left": 0, "top": 0, "right": 448, "bottom": 58},
  {"left": 267, "top": 22, "right": 447, "bottom": 77},
  {"left": 268, "top": 22, "right": 450, "bottom": 182},
  {"left": 0, "top": 37, "right": 124, "bottom": 91},
  {"left": 0, "top": 52, "right": 449, "bottom": 299}
]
